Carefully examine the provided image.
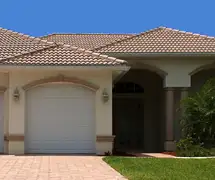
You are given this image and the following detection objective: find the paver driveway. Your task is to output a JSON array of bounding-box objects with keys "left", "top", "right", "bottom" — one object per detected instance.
[{"left": 0, "top": 155, "right": 126, "bottom": 180}]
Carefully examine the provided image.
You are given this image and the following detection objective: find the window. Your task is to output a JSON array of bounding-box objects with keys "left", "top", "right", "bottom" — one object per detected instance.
[{"left": 113, "top": 82, "right": 144, "bottom": 93}]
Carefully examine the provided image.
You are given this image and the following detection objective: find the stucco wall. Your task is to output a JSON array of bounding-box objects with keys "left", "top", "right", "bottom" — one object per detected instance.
[
  {"left": 123, "top": 56, "right": 215, "bottom": 87},
  {"left": 8, "top": 141, "right": 24, "bottom": 154},
  {"left": 1, "top": 56, "right": 215, "bottom": 154},
  {"left": 143, "top": 58, "right": 214, "bottom": 87},
  {"left": 0, "top": 72, "right": 9, "bottom": 153},
  {"left": 6, "top": 68, "right": 113, "bottom": 154}
]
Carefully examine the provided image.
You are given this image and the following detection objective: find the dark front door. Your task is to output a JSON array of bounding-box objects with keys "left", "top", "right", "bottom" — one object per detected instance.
[{"left": 113, "top": 95, "right": 144, "bottom": 152}]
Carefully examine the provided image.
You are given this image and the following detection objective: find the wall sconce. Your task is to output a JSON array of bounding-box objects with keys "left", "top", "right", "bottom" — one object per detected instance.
[
  {"left": 13, "top": 88, "right": 20, "bottom": 101},
  {"left": 102, "top": 89, "right": 109, "bottom": 103}
]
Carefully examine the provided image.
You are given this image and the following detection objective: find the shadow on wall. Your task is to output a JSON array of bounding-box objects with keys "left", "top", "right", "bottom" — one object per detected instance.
[{"left": 113, "top": 69, "right": 165, "bottom": 153}]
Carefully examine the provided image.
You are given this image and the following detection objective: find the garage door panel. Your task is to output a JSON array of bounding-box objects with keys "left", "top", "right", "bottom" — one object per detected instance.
[
  {"left": 30, "top": 85, "right": 94, "bottom": 98},
  {"left": 28, "top": 124, "right": 93, "bottom": 140},
  {"left": 28, "top": 140, "right": 95, "bottom": 153},
  {"left": 29, "top": 130, "right": 94, "bottom": 141},
  {"left": 26, "top": 84, "right": 96, "bottom": 154}
]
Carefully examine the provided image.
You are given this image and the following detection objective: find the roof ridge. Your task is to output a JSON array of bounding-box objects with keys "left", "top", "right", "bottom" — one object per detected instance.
[
  {"left": 161, "top": 26, "right": 215, "bottom": 39},
  {"left": 41, "top": 27, "right": 215, "bottom": 39},
  {"left": 39, "top": 33, "right": 55, "bottom": 39},
  {"left": 92, "top": 27, "right": 163, "bottom": 51},
  {"left": 42, "top": 33, "right": 135, "bottom": 36},
  {"left": 93, "top": 26, "right": 215, "bottom": 52}
]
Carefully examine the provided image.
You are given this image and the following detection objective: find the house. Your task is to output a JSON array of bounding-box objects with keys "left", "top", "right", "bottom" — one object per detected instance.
[{"left": 0, "top": 27, "right": 215, "bottom": 155}]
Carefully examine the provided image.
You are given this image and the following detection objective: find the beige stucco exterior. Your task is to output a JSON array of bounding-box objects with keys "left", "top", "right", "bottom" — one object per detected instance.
[
  {"left": 0, "top": 56, "right": 215, "bottom": 154},
  {"left": 123, "top": 56, "right": 215, "bottom": 86},
  {"left": 142, "top": 58, "right": 215, "bottom": 87},
  {"left": 1, "top": 68, "right": 114, "bottom": 154}
]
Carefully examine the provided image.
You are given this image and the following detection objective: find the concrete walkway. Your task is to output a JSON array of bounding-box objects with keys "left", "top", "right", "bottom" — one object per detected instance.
[
  {"left": 142, "top": 153, "right": 176, "bottom": 158},
  {"left": 0, "top": 155, "right": 126, "bottom": 180},
  {"left": 140, "top": 153, "right": 215, "bottom": 158}
]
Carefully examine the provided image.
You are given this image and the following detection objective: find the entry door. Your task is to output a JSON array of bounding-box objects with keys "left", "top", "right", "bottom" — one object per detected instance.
[
  {"left": 113, "top": 96, "right": 144, "bottom": 151},
  {"left": 0, "top": 95, "right": 3, "bottom": 152}
]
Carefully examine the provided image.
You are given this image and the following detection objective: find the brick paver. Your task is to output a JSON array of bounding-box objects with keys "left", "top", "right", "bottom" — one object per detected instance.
[{"left": 0, "top": 155, "right": 126, "bottom": 180}]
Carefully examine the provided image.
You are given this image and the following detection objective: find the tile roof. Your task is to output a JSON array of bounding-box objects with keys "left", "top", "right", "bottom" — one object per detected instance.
[
  {"left": 2, "top": 44, "right": 127, "bottom": 66},
  {"left": 94, "top": 27, "right": 215, "bottom": 53},
  {"left": 41, "top": 34, "right": 134, "bottom": 50},
  {"left": 0, "top": 27, "right": 56, "bottom": 60},
  {"left": 0, "top": 28, "right": 127, "bottom": 66},
  {"left": 2, "top": 26, "right": 215, "bottom": 67}
]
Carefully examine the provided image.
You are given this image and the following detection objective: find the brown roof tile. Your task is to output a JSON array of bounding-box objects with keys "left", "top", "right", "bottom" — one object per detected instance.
[
  {"left": 2, "top": 26, "right": 215, "bottom": 66},
  {"left": 0, "top": 27, "right": 56, "bottom": 60},
  {"left": 94, "top": 27, "right": 215, "bottom": 53},
  {"left": 41, "top": 33, "right": 134, "bottom": 50},
  {"left": 0, "top": 28, "right": 127, "bottom": 66},
  {"left": 1, "top": 42, "right": 127, "bottom": 66}
]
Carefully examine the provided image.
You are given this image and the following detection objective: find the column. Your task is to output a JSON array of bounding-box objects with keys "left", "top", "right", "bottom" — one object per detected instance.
[
  {"left": 8, "top": 79, "right": 25, "bottom": 155},
  {"left": 180, "top": 87, "right": 189, "bottom": 102},
  {"left": 164, "top": 87, "right": 175, "bottom": 151}
]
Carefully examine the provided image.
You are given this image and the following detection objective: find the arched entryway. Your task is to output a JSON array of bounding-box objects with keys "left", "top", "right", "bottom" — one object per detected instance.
[{"left": 113, "top": 69, "right": 164, "bottom": 153}]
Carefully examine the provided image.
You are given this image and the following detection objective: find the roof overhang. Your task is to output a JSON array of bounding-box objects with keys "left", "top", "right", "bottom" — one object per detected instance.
[{"left": 0, "top": 64, "right": 130, "bottom": 71}]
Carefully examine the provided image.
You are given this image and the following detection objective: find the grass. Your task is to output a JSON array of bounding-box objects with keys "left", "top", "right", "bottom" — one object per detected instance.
[{"left": 103, "top": 157, "right": 215, "bottom": 180}]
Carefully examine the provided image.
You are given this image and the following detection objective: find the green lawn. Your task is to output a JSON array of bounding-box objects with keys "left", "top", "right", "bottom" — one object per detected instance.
[{"left": 103, "top": 157, "right": 215, "bottom": 180}]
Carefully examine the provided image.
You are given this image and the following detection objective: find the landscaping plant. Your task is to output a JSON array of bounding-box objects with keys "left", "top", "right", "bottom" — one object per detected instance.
[{"left": 177, "top": 78, "right": 215, "bottom": 156}]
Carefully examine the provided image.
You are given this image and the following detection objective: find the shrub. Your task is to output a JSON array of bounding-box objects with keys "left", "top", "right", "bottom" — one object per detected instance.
[
  {"left": 104, "top": 151, "right": 112, "bottom": 156},
  {"left": 176, "top": 147, "right": 212, "bottom": 157},
  {"left": 176, "top": 136, "right": 193, "bottom": 151},
  {"left": 176, "top": 138, "right": 213, "bottom": 157},
  {"left": 180, "top": 78, "right": 215, "bottom": 148}
]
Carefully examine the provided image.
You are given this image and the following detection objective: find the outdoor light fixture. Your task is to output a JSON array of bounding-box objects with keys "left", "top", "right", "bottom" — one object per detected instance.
[
  {"left": 13, "top": 88, "right": 20, "bottom": 101},
  {"left": 102, "top": 89, "right": 109, "bottom": 103}
]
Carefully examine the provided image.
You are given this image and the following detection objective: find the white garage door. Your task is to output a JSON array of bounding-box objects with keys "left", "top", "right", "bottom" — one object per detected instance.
[{"left": 26, "top": 83, "right": 96, "bottom": 154}]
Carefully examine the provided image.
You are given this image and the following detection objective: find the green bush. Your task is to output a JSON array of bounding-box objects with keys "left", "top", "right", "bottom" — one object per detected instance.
[
  {"left": 180, "top": 78, "right": 215, "bottom": 148},
  {"left": 211, "top": 148, "right": 215, "bottom": 156},
  {"left": 176, "top": 136, "right": 193, "bottom": 151},
  {"left": 176, "top": 138, "right": 213, "bottom": 157},
  {"left": 177, "top": 78, "right": 215, "bottom": 157}
]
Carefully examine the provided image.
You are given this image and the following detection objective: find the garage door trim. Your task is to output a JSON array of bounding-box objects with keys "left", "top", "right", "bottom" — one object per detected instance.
[{"left": 22, "top": 75, "right": 100, "bottom": 91}]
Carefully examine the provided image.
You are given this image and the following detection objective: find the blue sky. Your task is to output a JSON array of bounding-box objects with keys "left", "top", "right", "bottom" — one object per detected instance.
[{"left": 0, "top": 0, "right": 214, "bottom": 37}]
